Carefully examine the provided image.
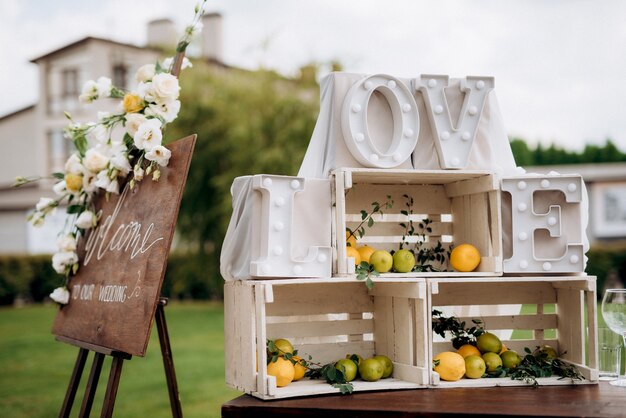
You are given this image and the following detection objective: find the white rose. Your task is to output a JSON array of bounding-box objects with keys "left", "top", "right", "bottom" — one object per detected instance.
[
  {"left": 57, "top": 234, "right": 77, "bottom": 252},
  {"left": 86, "top": 124, "right": 108, "bottom": 148},
  {"left": 75, "top": 210, "right": 97, "bottom": 229},
  {"left": 151, "top": 73, "right": 180, "bottom": 101},
  {"left": 145, "top": 145, "right": 172, "bottom": 167},
  {"left": 82, "top": 171, "right": 97, "bottom": 194},
  {"left": 137, "top": 82, "right": 155, "bottom": 102},
  {"left": 96, "top": 76, "right": 112, "bottom": 97},
  {"left": 133, "top": 118, "right": 162, "bottom": 151},
  {"left": 125, "top": 113, "right": 147, "bottom": 136},
  {"left": 52, "top": 251, "right": 78, "bottom": 274},
  {"left": 50, "top": 287, "right": 70, "bottom": 305},
  {"left": 83, "top": 149, "right": 109, "bottom": 173},
  {"left": 145, "top": 99, "right": 181, "bottom": 123},
  {"left": 53, "top": 180, "right": 68, "bottom": 196},
  {"left": 79, "top": 80, "right": 98, "bottom": 103},
  {"left": 36, "top": 197, "right": 56, "bottom": 212},
  {"left": 65, "top": 154, "right": 83, "bottom": 175},
  {"left": 135, "top": 64, "right": 156, "bottom": 83}
]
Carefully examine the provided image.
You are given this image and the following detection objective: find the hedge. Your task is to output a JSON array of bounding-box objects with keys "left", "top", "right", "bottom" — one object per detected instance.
[
  {"left": 1, "top": 245, "right": 625, "bottom": 305},
  {"left": 0, "top": 252, "right": 223, "bottom": 306}
]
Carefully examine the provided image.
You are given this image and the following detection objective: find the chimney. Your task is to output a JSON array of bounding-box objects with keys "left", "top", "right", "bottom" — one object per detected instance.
[
  {"left": 201, "top": 12, "right": 224, "bottom": 63},
  {"left": 147, "top": 18, "right": 178, "bottom": 49}
]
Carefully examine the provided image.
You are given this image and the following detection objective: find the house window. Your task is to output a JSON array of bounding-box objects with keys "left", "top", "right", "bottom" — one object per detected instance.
[
  {"left": 113, "top": 64, "right": 128, "bottom": 90},
  {"left": 62, "top": 69, "right": 79, "bottom": 97},
  {"left": 48, "top": 130, "right": 74, "bottom": 172}
]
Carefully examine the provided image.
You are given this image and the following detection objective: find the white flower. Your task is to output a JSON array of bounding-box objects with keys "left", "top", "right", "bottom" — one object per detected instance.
[
  {"left": 76, "top": 210, "right": 97, "bottom": 229},
  {"left": 53, "top": 180, "right": 68, "bottom": 196},
  {"left": 94, "top": 170, "right": 112, "bottom": 190},
  {"left": 57, "top": 234, "right": 77, "bottom": 252},
  {"left": 135, "top": 64, "right": 156, "bottom": 83},
  {"left": 151, "top": 73, "right": 180, "bottom": 101},
  {"left": 65, "top": 154, "right": 83, "bottom": 175},
  {"left": 145, "top": 145, "right": 172, "bottom": 167},
  {"left": 137, "top": 82, "right": 155, "bottom": 102},
  {"left": 162, "top": 56, "right": 192, "bottom": 71},
  {"left": 133, "top": 118, "right": 162, "bottom": 150},
  {"left": 82, "top": 171, "right": 97, "bottom": 194},
  {"left": 145, "top": 99, "right": 180, "bottom": 123},
  {"left": 50, "top": 287, "right": 70, "bottom": 305},
  {"left": 125, "top": 113, "right": 147, "bottom": 136},
  {"left": 52, "top": 251, "right": 78, "bottom": 274},
  {"left": 86, "top": 124, "right": 108, "bottom": 147},
  {"left": 79, "top": 80, "right": 98, "bottom": 103},
  {"left": 36, "top": 197, "right": 57, "bottom": 213},
  {"left": 83, "top": 149, "right": 110, "bottom": 173},
  {"left": 30, "top": 212, "right": 45, "bottom": 228},
  {"left": 109, "top": 151, "right": 131, "bottom": 176},
  {"left": 106, "top": 178, "right": 119, "bottom": 194},
  {"left": 96, "top": 76, "right": 112, "bottom": 97}
]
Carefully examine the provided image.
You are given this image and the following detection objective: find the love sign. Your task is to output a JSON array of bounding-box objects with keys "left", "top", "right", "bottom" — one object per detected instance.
[{"left": 52, "top": 135, "right": 196, "bottom": 356}]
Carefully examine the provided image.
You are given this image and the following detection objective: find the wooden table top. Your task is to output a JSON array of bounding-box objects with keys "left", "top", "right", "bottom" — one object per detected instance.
[{"left": 221, "top": 382, "right": 626, "bottom": 417}]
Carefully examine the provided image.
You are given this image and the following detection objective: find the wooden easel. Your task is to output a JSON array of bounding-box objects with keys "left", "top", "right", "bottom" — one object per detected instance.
[{"left": 57, "top": 298, "right": 183, "bottom": 418}]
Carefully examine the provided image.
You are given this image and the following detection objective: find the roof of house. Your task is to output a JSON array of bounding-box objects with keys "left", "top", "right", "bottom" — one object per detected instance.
[
  {"left": 30, "top": 36, "right": 160, "bottom": 63},
  {"left": 0, "top": 104, "right": 35, "bottom": 122}
]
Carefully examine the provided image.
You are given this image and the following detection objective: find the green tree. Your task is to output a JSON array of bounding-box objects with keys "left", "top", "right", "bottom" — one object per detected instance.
[{"left": 167, "top": 61, "right": 319, "bottom": 295}]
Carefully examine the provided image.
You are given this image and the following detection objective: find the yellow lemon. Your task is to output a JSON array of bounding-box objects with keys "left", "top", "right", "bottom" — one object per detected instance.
[
  {"left": 273, "top": 338, "right": 294, "bottom": 356},
  {"left": 457, "top": 344, "right": 482, "bottom": 359},
  {"left": 346, "top": 230, "right": 357, "bottom": 248},
  {"left": 346, "top": 246, "right": 362, "bottom": 266},
  {"left": 292, "top": 356, "right": 306, "bottom": 381},
  {"left": 393, "top": 249, "right": 415, "bottom": 273},
  {"left": 482, "top": 352, "right": 502, "bottom": 373},
  {"left": 433, "top": 352, "right": 466, "bottom": 381},
  {"left": 359, "top": 358, "right": 384, "bottom": 382},
  {"left": 267, "top": 357, "right": 295, "bottom": 387},
  {"left": 369, "top": 250, "right": 393, "bottom": 273},
  {"left": 449, "top": 244, "right": 481, "bottom": 272},
  {"left": 357, "top": 246, "right": 377, "bottom": 263},
  {"left": 373, "top": 355, "right": 394, "bottom": 378},
  {"left": 335, "top": 358, "right": 358, "bottom": 381}
]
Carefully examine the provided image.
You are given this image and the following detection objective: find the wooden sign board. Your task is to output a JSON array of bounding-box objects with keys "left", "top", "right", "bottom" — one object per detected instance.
[{"left": 52, "top": 135, "right": 196, "bottom": 357}]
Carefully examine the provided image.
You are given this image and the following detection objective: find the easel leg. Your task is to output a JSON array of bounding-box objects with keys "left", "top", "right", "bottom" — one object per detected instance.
[
  {"left": 100, "top": 355, "right": 125, "bottom": 418},
  {"left": 79, "top": 352, "right": 105, "bottom": 418},
  {"left": 59, "top": 348, "right": 89, "bottom": 418},
  {"left": 156, "top": 298, "right": 183, "bottom": 418}
]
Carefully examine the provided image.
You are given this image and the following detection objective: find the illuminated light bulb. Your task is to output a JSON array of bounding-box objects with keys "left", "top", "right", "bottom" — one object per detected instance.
[
  {"left": 290, "top": 180, "right": 300, "bottom": 189},
  {"left": 468, "top": 105, "right": 478, "bottom": 115},
  {"left": 293, "top": 265, "right": 303, "bottom": 274},
  {"left": 567, "top": 183, "right": 577, "bottom": 192},
  {"left": 541, "top": 179, "right": 550, "bottom": 188},
  {"left": 570, "top": 255, "right": 580, "bottom": 264},
  {"left": 462, "top": 132, "right": 471, "bottom": 141},
  {"left": 387, "top": 80, "right": 396, "bottom": 89},
  {"left": 404, "top": 128, "right": 414, "bottom": 138},
  {"left": 402, "top": 103, "right": 412, "bottom": 113},
  {"left": 519, "top": 260, "right": 528, "bottom": 269},
  {"left": 441, "top": 131, "right": 450, "bottom": 140},
  {"left": 450, "top": 158, "right": 460, "bottom": 167},
  {"left": 275, "top": 197, "right": 285, "bottom": 207},
  {"left": 434, "top": 105, "right": 443, "bottom": 114},
  {"left": 317, "top": 253, "right": 327, "bottom": 263},
  {"left": 518, "top": 232, "right": 528, "bottom": 241},
  {"left": 274, "top": 222, "right": 284, "bottom": 231},
  {"left": 263, "top": 178, "right": 273, "bottom": 187},
  {"left": 364, "top": 81, "right": 373, "bottom": 90},
  {"left": 262, "top": 264, "right": 272, "bottom": 274},
  {"left": 352, "top": 103, "right": 362, "bottom": 113},
  {"left": 543, "top": 262, "right": 552, "bottom": 271},
  {"left": 548, "top": 217, "right": 557, "bottom": 226},
  {"left": 476, "top": 80, "right": 485, "bottom": 90},
  {"left": 355, "top": 133, "right": 365, "bottom": 142},
  {"left": 273, "top": 246, "right": 283, "bottom": 256},
  {"left": 393, "top": 153, "right": 403, "bottom": 162},
  {"left": 428, "top": 78, "right": 437, "bottom": 88},
  {"left": 518, "top": 203, "right": 527, "bottom": 212},
  {"left": 517, "top": 181, "right": 527, "bottom": 190},
  {"left": 370, "top": 154, "right": 379, "bottom": 162}
]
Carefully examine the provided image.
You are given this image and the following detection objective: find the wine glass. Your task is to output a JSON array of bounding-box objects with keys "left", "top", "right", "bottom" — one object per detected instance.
[{"left": 601, "top": 289, "right": 626, "bottom": 386}]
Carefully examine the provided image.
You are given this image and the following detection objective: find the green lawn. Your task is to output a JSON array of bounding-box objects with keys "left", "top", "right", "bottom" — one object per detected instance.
[{"left": 0, "top": 302, "right": 240, "bottom": 418}]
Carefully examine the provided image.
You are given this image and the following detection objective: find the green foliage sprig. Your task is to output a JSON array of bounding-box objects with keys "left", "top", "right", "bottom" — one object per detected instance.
[
  {"left": 508, "top": 347, "right": 584, "bottom": 386},
  {"left": 347, "top": 195, "right": 394, "bottom": 242},
  {"left": 355, "top": 261, "right": 379, "bottom": 290},
  {"left": 431, "top": 309, "right": 484, "bottom": 349}
]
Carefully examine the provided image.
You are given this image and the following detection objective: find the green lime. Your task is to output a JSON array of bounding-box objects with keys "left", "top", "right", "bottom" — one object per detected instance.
[
  {"left": 359, "top": 358, "right": 384, "bottom": 381},
  {"left": 536, "top": 345, "right": 558, "bottom": 360},
  {"left": 392, "top": 249, "right": 415, "bottom": 273},
  {"left": 501, "top": 350, "right": 521, "bottom": 369},
  {"left": 373, "top": 355, "right": 394, "bottom": 378},
  {"left": 335, "top": 358, "right": 358, "bottom": 381},
  {"left": 482, "top": 352, "right": 502, "bottom": 373},
  {"left": 476, "top": 332, "right": 502, "bottom": 354},
  {"left": 464, "top": 355, "right": 486, "bottom": 379}
]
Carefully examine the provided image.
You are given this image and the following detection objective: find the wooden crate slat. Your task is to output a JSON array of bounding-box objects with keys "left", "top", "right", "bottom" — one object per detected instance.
[
  {"left": 266, "top": 318, "right": 374, "bottom": 339},
  {"left": 444, "top": 175, "right": 499, "bottom": 197},
  {"left": 296, "top": 341, "right": 376, "bottom": 365},
  {"left": 456, "top": 314, "right": 558, "bottom": 331},
  {"left": 431, "top": 281, "right": 557, "bottom": 306},
  {"left": 346, "top": 184, "right": 452, "bottom": 216},
  {"left": 392, "top": 297, "right": 413, "bottom": 364},
  {"left": 373, "top": 295, "right": 390, "bottom": 357},
  {"left": 345, "top": 216, "right": 453, "bottom": 237},
  {"left": 267, "top": 282, "right": 373, "bottom": 316},
  {"left": 557, "top": 287, "right": 585, "bottom": 364},
  {"left": 392, "top": 362, "right": 429, "bottom": 385}
]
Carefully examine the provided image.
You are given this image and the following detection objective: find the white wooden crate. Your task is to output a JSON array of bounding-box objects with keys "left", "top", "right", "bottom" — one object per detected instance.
[
  {"left": 332, "top": 168, "right": 502, "bottom": 277},
  {"left": 427, "top": 276, "right": 598, "bottom": 387},
  {"left": 224, "top": 277, "right": 430, "bottom": 400}
]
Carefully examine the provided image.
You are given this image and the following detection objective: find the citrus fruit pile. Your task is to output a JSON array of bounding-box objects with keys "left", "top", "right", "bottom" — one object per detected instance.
[
  {"left": 266, "top": 338, "right": 306, "bottom": 387},
  {"left": 434, "top": 332, "right": 522, "bottom": 381},
  {"left": 337, "top": 353, "right": 394, "bottom": 382},
  {"left": 345, "top": 232, "right": 416, "bottom": 274}
]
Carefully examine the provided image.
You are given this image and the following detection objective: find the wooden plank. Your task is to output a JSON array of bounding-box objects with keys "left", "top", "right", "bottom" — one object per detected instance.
[
  {"left": 444, "top": 174, "right": 498, "bottom": 198},
  {"left": 431, "top": 281, "right": 557, "bottom": 306},
  {"left": 223, "top": 283, "right": 236, "bottom": 387},
  {"left": 392, "top": 297, "right": 413, "bottom": 364},
  {"left": 334, "top": 171, "right": 348, "bottom": 275},
  {"left": 346, "top": 184, "right": 451, "bottom": 215},
  {"left": 414, "top": 287, "right": 429, "bottom": 370},
  {"left": 59, "top": 348, "right": 89, "bottom": 418},
  {"left": 266, "top": 319, "right": 374, "bottom": 339},
  {"left": 238, "top": 282, "right": 257, "bottom": 393},
  {"left": 392, "top": 362, "right": 429, "bottom": 385},
  {"left": 373, "top": 295, "right": 389, "bottom": 357},
  {"left": 255, "top": 284, "right": 270, "bottom": 397},
  {"left": 432, "top": 339, "right": 557, "bottom": 354},
  {"left": 370, "top": 282, "right": 423, "bottom": 299},
  {"left": 489, "top": 190, "right": 503, "bottom": 273},
  {"left": 337, "top": 168, "right": 493, "bottom": 185},
  {"left": 267, "top": 283, "right": 373, "bottom": 316},
  {"left": 587, "top": 289, "right": 598, "bottom": 369},
  {"left": 455, "top": 314, "right": 558, "bottom": 331},
  {"left": 557, "top": 287, "right": 585, "bottom": 364},
  {"left": 345, "top": 216, "right": 453, "bottom": 236}
]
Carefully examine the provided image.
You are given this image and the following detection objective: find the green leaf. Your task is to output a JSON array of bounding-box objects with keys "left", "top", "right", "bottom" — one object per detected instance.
[
  {"left": 367, "top": 217, "right": 374, "bottom": 227},
  {"left": 360, "top": 210, "right": 368, "bottom": 220},
  {"left": 66, "top": 204, "right": 85, "bottom": 214},
  {"left": 52, "top": 172, "right": 65, "bottom": 180}
]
